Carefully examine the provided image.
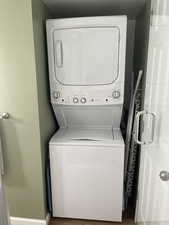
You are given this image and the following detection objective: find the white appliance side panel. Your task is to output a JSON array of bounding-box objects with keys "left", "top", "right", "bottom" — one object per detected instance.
[
  {"left": 50, "top": 145, "right": 124, "bottom": 222},
  {"left": 52, "top": 105, "right": 123, "bottom": 129}
]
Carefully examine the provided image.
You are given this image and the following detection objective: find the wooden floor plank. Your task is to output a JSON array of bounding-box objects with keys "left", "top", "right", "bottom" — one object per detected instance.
[{"left": 49, "top": 218, "right": 135, "bottom": 225}]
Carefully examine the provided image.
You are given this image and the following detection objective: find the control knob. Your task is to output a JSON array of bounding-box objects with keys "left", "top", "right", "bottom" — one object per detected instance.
[
  {"left": 112, "top": 91, "right": 120, "bottom": 99},
  {"left": 81, "top": 97, "right": 87, "bottom": 104},
  {"left": 73, "top": 97, "right": 79, "bottom": 104},
  {"left": 53, "top": 91, "right": 60, "bottom": 99}
]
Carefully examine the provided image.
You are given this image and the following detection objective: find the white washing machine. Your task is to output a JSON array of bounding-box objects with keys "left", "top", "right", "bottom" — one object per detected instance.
[
  {"left": 50, "top": 128, "right": 124, "bottom": 221},
  {"left": 46, "top": 16, "right": 127, "bottom": 221}
]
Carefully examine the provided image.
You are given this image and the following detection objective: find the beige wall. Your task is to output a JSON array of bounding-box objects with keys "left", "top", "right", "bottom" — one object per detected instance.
[{"left": 0, "top": 0, "right": 55, "bottom": 219}]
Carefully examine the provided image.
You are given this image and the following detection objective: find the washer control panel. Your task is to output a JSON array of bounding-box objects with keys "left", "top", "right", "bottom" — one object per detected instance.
[{"left": 51, "top": 86, "right": 123, "bottom": 105}]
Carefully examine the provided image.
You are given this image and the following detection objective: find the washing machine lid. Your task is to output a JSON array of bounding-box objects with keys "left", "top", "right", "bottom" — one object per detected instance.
[
  {"left": 53, "top": 27, "right": 119, "bottom": 86},
  {"left": 50, "top": 128, "right": 124, "bottom": 146}
]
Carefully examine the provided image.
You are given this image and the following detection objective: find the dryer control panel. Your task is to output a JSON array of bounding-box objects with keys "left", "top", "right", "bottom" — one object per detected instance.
[{"left": 51, "top": 84, "right": 124, "bottom": 105}]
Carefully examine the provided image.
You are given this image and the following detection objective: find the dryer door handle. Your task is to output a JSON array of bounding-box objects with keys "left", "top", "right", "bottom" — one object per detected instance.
[{"left": 55, "top": 40, "right": 63, "bottom": 68}]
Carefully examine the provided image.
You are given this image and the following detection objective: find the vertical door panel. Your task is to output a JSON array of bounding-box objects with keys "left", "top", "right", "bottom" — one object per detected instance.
[
  {"left": 0, "top": 136, "right": 10, "bottom": 225},
  {"left": 136, "top": 0, "right": 169, "bottom": 224}
]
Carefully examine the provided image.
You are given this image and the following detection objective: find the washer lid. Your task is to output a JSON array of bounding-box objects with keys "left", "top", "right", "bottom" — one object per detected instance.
[
  {"left": 50, "top": 128, "right": 124, "bottom": 146},
  {"left": 53, "top": 27, "right": 119, "bottom": 86}
]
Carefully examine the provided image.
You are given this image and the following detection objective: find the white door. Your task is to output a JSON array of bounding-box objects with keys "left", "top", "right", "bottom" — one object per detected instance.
[
  {"left": 0, "top": 115, "right": 10, "bottom": 225},
  {"left": 53, "top": 27, "right": 119, "bottom": 86},
  {"left": 136, "top": 0, "right": 169, "bottom": 225}
]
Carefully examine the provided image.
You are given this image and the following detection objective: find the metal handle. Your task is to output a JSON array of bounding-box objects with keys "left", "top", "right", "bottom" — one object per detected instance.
[
  {"left": 0, "top": 112, "right": 10, "bottom": 120},
  {"left": 134, "top": 110, "right": 156, "bottom": 145},
  {"left": 159, "top": 171, "right": 169, "bottom": 181},
  {"left": 55, "top": 40, "right": 63, "bottom": 68},
  {"left": 0, "top": 112, "right": 10, "bottom": 175},
  {"left": 0, "top": 139, "right": 4, "bottom": 175},
  {"left": 134, "top": 110, "right": 145, "bottom": 145}
]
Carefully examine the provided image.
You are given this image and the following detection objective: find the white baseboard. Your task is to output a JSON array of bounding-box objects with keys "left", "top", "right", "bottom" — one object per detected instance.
[
  {"left": 10, "top": 213, "right": 51, "bottom": 225},
  {"left": 46, "top": 213, "right": 51, "bottom": 225}
]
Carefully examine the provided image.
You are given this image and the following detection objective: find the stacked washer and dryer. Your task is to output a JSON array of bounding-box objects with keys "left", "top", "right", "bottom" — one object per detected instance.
[{"left": 46, "top": 16, "right": 127, "bottom": 222}]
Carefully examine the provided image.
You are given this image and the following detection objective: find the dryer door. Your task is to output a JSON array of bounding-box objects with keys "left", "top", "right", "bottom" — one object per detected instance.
[{"left": 53, "top": 27, "right": 119, "bottom": 86}]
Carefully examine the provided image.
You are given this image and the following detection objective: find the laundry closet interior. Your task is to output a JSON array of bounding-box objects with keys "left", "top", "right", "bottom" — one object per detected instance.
[{"left": 42, "top": 0, "right": 149, "bottom": 223}]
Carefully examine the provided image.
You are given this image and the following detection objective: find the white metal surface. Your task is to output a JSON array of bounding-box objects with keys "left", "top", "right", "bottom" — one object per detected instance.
[
  {"left": 46, "top": 16, "right": 127, "bottom": 129},
  {"left": 50, "top": 128, "right": 124, "bottom": 222},
  {"left": 52, "top": 105, "right": 123, "bottom": 129},
  {"left": 53, "top": 27, "right": 119, "bottom": 86},
  {"left": 46, "top": 16, "right": 126, "bottom": 106},
  {"left": 50, "top": 127, "right": 123, "bottom": 146}
]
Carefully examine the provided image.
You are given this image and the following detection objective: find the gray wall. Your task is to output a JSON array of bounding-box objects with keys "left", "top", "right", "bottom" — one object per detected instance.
[
  {"left": 134, "top": 1, "right": 151, "bottom": 81},
  {"left": 31, "top": 0, "right": 56, "bottom": 214},
  {"left": 0, "top": 0, "right": 55, "bottom": 219},
  {"left": 124, "top": 19, "right": 136, "bottom": 109}
]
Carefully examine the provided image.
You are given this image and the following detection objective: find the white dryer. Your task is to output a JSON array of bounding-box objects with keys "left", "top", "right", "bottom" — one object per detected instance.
[{"left": 46, "top": 16, "right": 127, "bottom": 221}]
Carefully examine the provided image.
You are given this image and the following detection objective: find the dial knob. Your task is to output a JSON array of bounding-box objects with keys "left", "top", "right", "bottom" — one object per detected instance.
[
  {"left": 73, "top": 97, "right": 79, "bottom": 104},
  {"left": 112, "top": 91, "right": 120, "bottom": 99},
  {"left": 53, "top": 91, "right": 60, "bottom": 99},
  {"left": 81, "top": 97, "right": 87, "bottom": 104}
]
